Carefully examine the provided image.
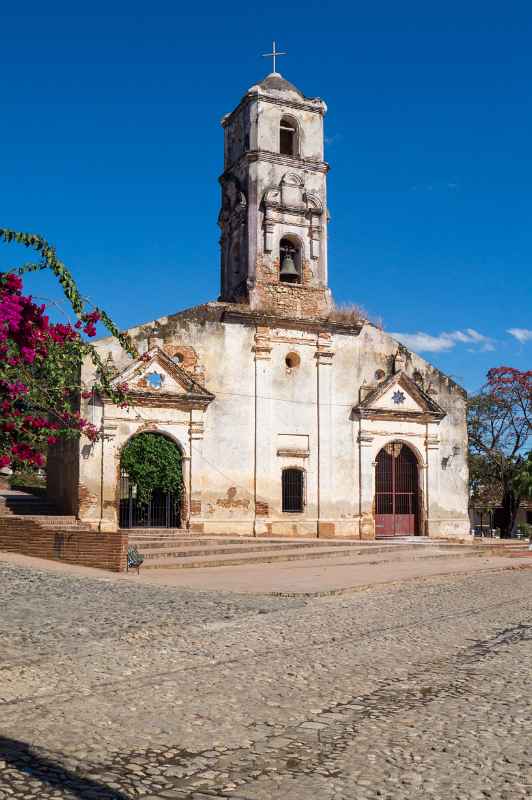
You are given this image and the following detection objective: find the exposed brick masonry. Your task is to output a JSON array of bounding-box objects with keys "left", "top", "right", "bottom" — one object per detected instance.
[
  {"left": 253, "top": 257, "right": 331, "bottom": 318},
  {"left": 0, "top": 517, "right": 127, "bottom": 572}
]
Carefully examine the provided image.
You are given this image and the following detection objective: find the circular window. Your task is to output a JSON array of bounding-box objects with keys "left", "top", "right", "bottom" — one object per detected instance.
[
  {"left": 146, "top": 372, "right": 164, "bottom": 390},
  {"left": 173, "top": 352, "right": 184, "bottom": 364},
  {"left": 285, "top": 352, "right": 301, "bottom": 369},
  {"left": 375, "top": 369, "right": 385, "bottom": 381}
]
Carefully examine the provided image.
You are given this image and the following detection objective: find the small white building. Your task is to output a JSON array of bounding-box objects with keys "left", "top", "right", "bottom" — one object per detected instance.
[{"left": 48, "top": 70, "right": 470, "bottom": 540}]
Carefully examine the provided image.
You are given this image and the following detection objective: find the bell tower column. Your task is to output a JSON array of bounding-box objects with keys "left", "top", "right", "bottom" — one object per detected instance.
[{"left": 218, "top": 71, "right": 333, "bottom": 317}]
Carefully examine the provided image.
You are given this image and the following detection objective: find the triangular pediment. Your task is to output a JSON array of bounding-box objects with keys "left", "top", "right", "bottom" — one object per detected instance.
[
  {"left": 353, "top": 372, "right": 446, "bottom": 422},
  {"left": 111, "top": 348, "right": 214, "bottom": 407}
]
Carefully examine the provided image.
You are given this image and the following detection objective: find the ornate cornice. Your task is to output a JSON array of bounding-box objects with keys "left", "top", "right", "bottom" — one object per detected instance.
[
  {"left": 220, "top": 151, "right": 328, "bottom": 180},
  {"left": 353, "top": 408, "right": 445, "bottom": 424},
  {"left": 124, "top": 391, "right": 213, "bottom": 411},
  {"left": 221, "top": 92, "right": 326, "bottom": 131},
  {"left": 248, "top": 150, "right": 329, "bottom": 172}
]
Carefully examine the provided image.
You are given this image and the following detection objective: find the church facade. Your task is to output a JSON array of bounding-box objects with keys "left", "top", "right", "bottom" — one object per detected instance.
[{"left": 54, "top": 71, "right": 470, "bottom": 539}]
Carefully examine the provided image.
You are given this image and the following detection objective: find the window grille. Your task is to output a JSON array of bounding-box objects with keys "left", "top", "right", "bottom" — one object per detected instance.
[{"left": 282, "top": 468, "right": 304, "bottom": 512}]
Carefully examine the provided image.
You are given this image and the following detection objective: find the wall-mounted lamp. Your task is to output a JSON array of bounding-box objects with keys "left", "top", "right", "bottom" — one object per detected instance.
[{"left": 442, "top": 445, "right": 461, "bottom": 470}]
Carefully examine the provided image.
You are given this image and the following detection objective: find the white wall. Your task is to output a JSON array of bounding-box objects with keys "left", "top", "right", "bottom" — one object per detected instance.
[{"left": 76, "top": 308, "right": 469, "bottom": 539}]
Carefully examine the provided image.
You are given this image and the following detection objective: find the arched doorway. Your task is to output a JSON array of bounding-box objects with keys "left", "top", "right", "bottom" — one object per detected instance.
[
  {"left": 119, "top": 433, "right": 183, "bottom": 529},
  {"left": 375, "top": 442, "right": 420, "bottom": 537}
]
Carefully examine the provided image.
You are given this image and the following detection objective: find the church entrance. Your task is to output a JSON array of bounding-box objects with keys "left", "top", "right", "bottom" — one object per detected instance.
[
  {"left": 119, "top": 433, "right": 183, "bottom": 529},
  {"left": 375, "top": 442, "right": 420, "bottom": 537},
  {"left": 119, "top": 471, "right": 181, "bottom": 528}
]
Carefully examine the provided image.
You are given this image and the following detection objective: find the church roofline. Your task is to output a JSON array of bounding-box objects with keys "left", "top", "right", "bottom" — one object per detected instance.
[
  {"left": 126, "top": 302, "right": 366, "bottom": 339},
  {"left": 221, "top": 86, "right": 326, "bottom": 130},
  {"left": 383, "top": 333, "right": 468, "bottom": 399},
  {"left": 94, "top": 304, "right": 467, "bottom": 398}
]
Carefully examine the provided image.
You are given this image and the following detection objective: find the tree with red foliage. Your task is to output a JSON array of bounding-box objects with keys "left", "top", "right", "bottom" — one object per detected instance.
[
  {"left": 0, "top": 229, "right": 137, "bottom": 472},
  {"left": 468, "top": 366, "right": 532, "bottom": 536}
]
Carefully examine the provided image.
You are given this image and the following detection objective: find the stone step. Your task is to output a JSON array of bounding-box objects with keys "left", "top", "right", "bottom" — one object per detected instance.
[
  {"left": 506, "top": 549, "right": 532, "bottom": 558},
  {"left": 138, "top": 545, "right": 365, "bottom": 570},
  {"left": 136, "top": 540, "right": 377, "bottom": 560},
  {"left": 129, "top": 536, "right": 368, "bottom": 551},
  {"left": 136, "top": 542, "right": 492, "bottom": 571},
  {"left": 134, "top": 539, "right": 474, "bottom": 560},
  {"left": 0, "top": 505, "right": 60, "bottom": 515},
  {"left": 0, "top": 491, "right": 60, "bottom": 515}
]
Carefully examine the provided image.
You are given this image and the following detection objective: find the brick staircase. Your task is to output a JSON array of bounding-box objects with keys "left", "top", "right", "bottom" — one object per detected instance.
[
  {"left": 127, "top": 530, "right": 525, "bottom": 571},
  {"left": 0, "top": 491, "right": 91, "bottom": 531},
  {"left": 0, "top": 490, "right": 126, "bottom": 571}
]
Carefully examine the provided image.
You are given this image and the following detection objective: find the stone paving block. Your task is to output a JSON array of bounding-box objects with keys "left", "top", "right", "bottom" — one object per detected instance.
[{"left": 0, "top": 560, "right": 530, "bottom": 799}]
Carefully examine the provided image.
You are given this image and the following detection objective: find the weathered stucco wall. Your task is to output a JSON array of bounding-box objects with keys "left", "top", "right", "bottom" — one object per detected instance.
[
  {"left": 47, "top": 434, "right": 80, "bottom": 515},
  {"left": 219, "top": 77, "right": 330, "bottom": 316},
  {"left": 75, "top": 306, "right": 469, "bottom": 539}
]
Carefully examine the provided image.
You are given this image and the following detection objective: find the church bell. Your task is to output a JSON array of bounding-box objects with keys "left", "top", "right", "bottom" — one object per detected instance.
[{"left": 279, "top": 253, "right": 299, "bottom": 281}]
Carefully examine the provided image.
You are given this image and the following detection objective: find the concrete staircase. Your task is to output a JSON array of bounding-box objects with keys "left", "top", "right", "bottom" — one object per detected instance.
[
  {"left": 127, "top": 530, "right": 525, "bottom": 571},
  {"left": 1, "top": 490, "right": 526, "bottom": 572}
]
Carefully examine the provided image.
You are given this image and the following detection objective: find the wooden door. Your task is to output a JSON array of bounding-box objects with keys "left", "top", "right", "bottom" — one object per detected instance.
[{"left": 375, "top": 443, "right": 419, "bottom": 536}]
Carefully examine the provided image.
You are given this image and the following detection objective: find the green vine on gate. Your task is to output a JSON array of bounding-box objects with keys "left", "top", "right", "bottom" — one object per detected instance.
[{"left": 121, "top": 433, "right": 183, "bottom": 505}]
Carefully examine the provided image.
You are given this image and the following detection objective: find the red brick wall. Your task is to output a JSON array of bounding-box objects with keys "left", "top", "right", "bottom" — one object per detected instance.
[
  {"left": 0, "top": 518, "right": 127, "bottom": 572},
  {"left": 253, "top": 257, "right": 331, "bottom": 318}
]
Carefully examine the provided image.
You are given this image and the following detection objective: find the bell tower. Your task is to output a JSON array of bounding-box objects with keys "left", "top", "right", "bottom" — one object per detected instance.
[{"left": 218, "top": 68, "right": 332, "bottom": 317}]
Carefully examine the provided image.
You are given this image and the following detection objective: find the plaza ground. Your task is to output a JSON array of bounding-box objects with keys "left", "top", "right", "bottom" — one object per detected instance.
[{"left": 0, "top": 551, "right": 531, "bottom": 799}]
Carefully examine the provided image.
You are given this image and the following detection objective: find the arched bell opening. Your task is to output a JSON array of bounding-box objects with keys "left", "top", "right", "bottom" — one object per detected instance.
[
  {"left": 375, "top": 442, "right": 421, "bottom": 537},
  {"left": 279, "top": 116, "right": 299, "bottom": 156},
  {"left": 279, "top": 237, "right": 302, "bottom": 284},
  {"left": 118, "top": 432, "right": 184, "bottom": 529}
]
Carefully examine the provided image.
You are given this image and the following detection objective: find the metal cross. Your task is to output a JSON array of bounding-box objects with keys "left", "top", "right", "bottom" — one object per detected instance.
[{"left": 262, "top": 41, "right": 286, "bottom": 74}]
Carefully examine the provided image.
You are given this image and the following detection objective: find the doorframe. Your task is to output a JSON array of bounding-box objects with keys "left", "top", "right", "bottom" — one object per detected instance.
[
  {"left": 373, "top": 440, "right": 424, "bottom": 537},
  {"left": 116, "top": 430, "right": 187, "bottom": 530}
]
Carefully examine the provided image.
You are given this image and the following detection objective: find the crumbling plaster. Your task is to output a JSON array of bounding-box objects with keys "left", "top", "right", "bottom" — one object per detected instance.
[{"left": 76, "top": 307, "right": 469, "bottom": 539}]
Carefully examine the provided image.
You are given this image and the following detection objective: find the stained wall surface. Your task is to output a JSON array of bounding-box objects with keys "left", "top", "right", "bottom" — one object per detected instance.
[{"left": 75, "top": 306, "right": 470, "bottom": 539}]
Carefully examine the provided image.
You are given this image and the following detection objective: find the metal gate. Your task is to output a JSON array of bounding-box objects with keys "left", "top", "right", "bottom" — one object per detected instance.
[
  {"left": 119, "top": 468, "right": 181, "bottom": 529},
  {"left": 375, "top": 443, "right": 419, "bottom": 536}
]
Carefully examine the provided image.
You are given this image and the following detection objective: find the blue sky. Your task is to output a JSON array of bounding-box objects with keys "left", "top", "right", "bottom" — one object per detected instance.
[{"left": 1, "top": 0, "right": 531, "bottom": 391}]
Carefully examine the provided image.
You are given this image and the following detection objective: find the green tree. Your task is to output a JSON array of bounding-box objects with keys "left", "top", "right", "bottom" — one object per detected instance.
[
  {"left": 514, "top": 451, "right": 532, "bottom": 500},
  {"left": 468, "top": 367, "right": 532, "bottom": 536}
]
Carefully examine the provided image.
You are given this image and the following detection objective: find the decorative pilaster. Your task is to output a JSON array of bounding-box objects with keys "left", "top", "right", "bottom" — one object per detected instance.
[
  {"left": 189, "top": 409, "right": 205, "bottom": 524},
  {"left": 424, "top": 430, "right": 441, "bottom": 536},
  {"left": 253, "top": 326, "right": 273, "bottom": 532},
  {"left": 315, "top": 332, "right": 335, "bottom": 535},
  {"left": 99, "top": 422, "right": 119, "bottom": 532},
  {"left": 357, "top": 428, "right": 375, "bottom": 539}
]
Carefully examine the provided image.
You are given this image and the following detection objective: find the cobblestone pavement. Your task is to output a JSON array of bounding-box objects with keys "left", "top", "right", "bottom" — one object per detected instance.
[{"left": 0, "top": 560, "right": 531, "bottom": 799}]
